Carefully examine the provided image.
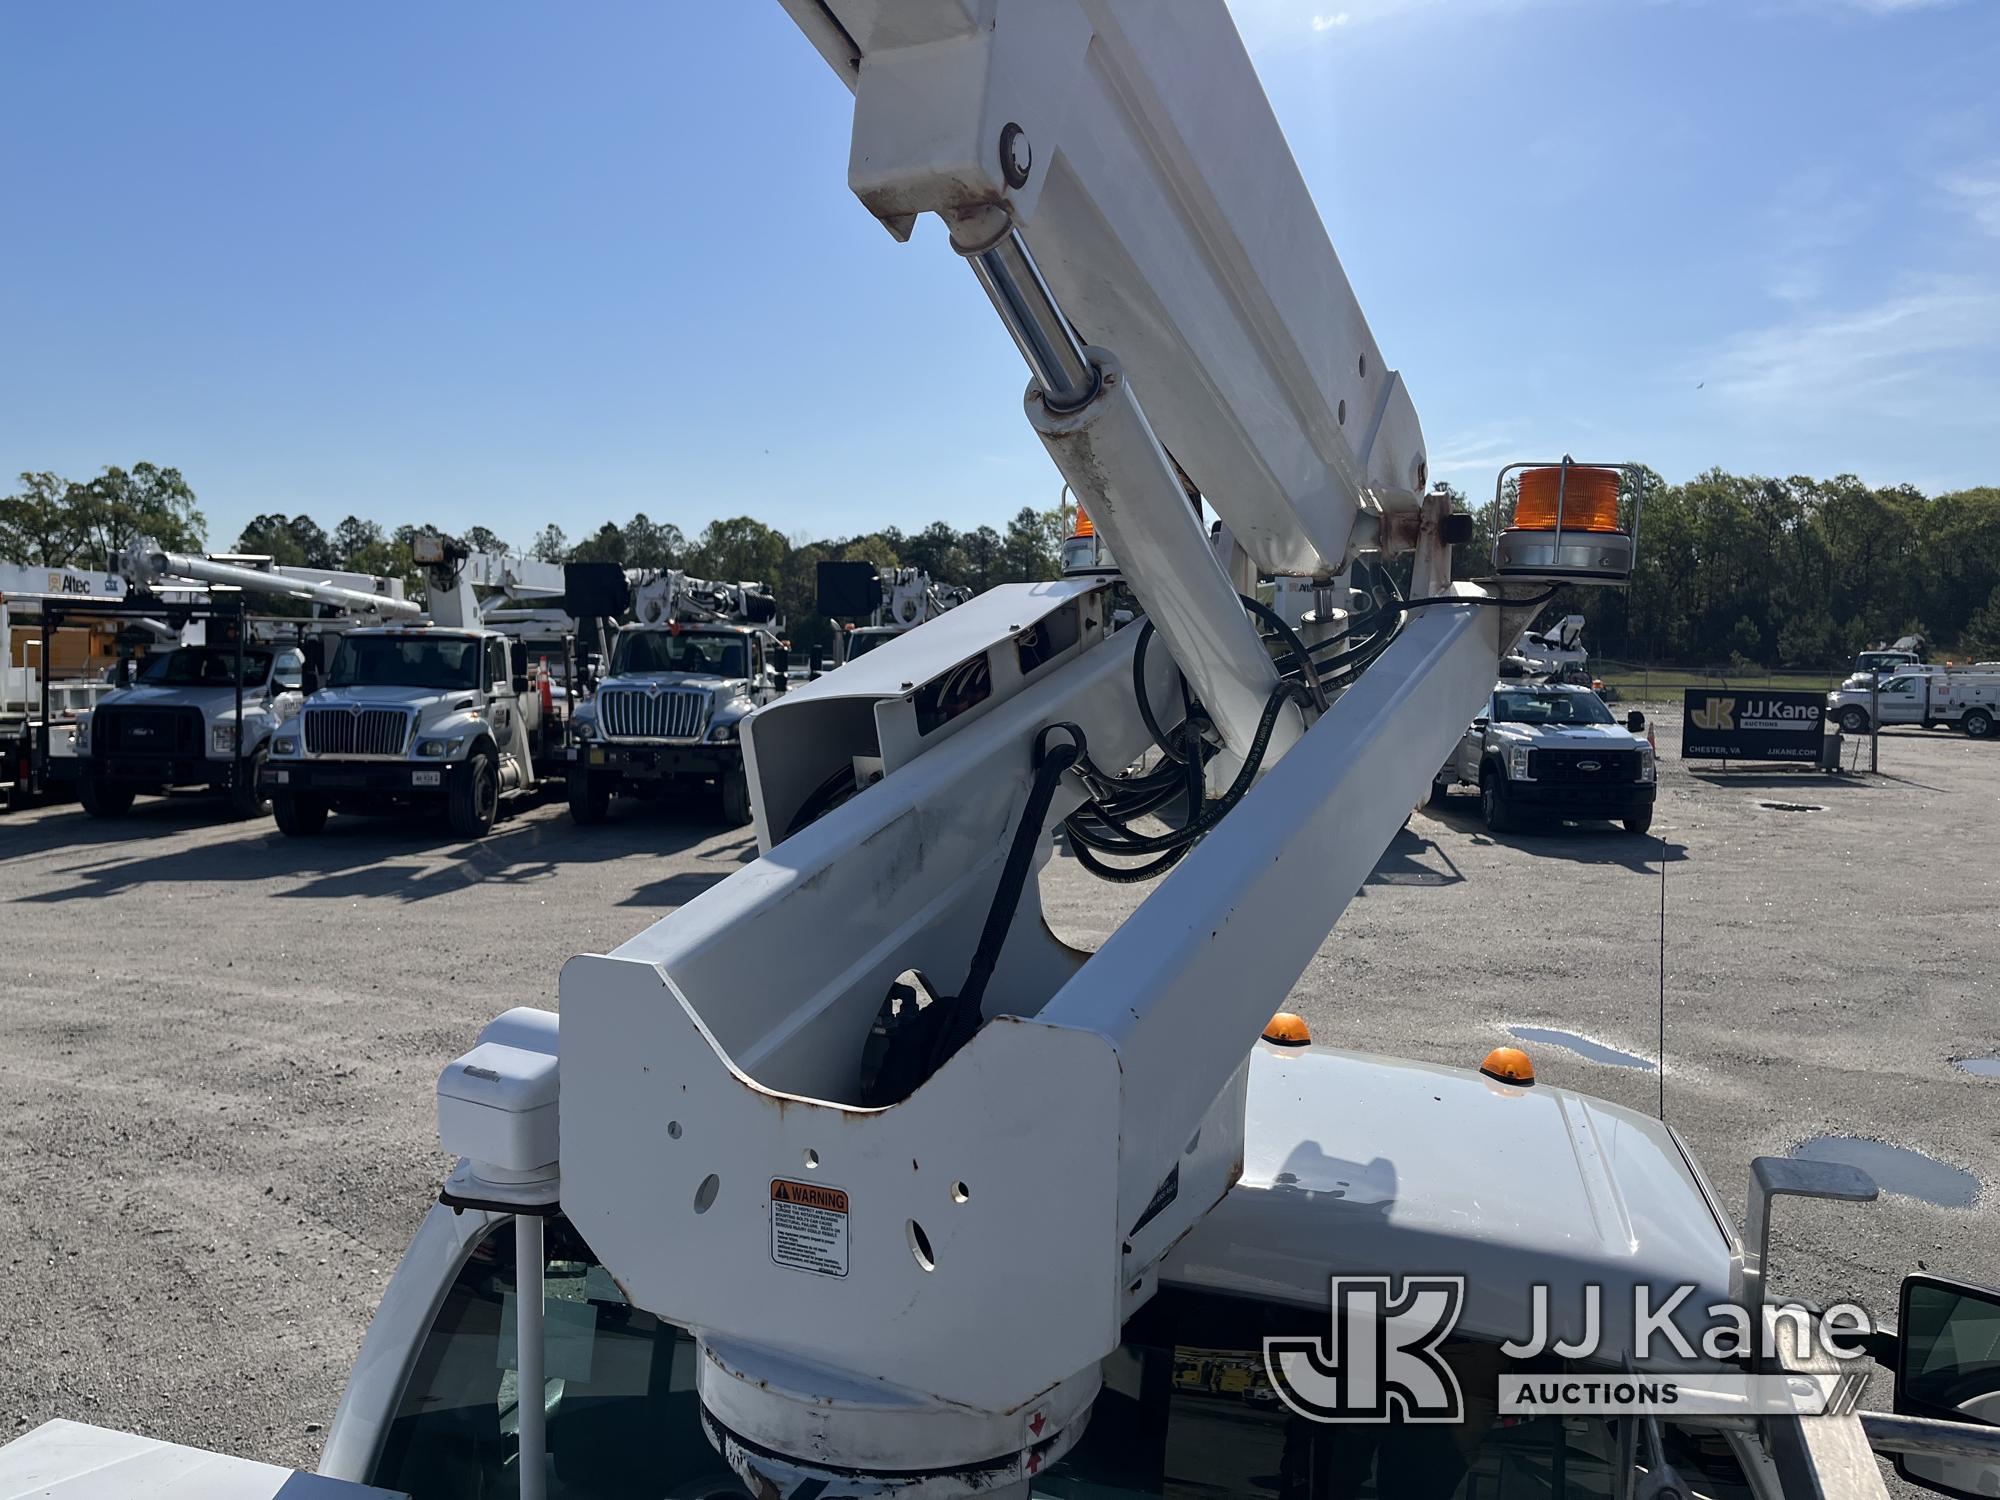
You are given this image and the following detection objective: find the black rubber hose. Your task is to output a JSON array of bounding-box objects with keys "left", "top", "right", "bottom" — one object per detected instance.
[
  {"left": 929, "top": 723, "right": 1085, "bottom": 1073},
  {"left": 1130, "top": 620, "right": 1187, "bottom": 763}
]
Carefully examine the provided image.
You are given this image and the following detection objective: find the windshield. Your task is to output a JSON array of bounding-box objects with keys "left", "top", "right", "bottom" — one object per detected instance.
[
  {"left": 1489, "top": 689, "right": 1614, "bottom": 727},
  {"left": 328, "top": 635, "right": 483, "bottom": 691},
  {"left": 845, "top": 631, "right": 890, "bottom": 662},
  {"left": 370, "top": 1217, "right": 1744, "bottom": 1500},
  {"left": 136, "top": 648, "right": 273, "bottom": 688},
  {"left": 614, "top": 630, "right": 746, "bottom": 679}
]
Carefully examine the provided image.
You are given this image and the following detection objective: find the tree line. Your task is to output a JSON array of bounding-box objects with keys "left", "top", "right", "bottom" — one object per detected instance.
[
  {"left": 7, "top": 462, "right": 1998, "bottom": 665},
  {"left": 0, "top": 464, "right": 1065, "bottom": 654}
]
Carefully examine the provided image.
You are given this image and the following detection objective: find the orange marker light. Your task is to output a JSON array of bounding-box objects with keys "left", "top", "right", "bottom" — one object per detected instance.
[
  {"left": 1071, "top": 504, "right": 1095, "bottom": 539},
  {"left": 1262, "top": 1012, "right": 1311, "bottom": 1047},
  {"left": 1514, "top": 466, "right": 1623, "bottom": 533},
  {"left": 1479, "top": 1046, "right": 1535, "bottom": 1085}
]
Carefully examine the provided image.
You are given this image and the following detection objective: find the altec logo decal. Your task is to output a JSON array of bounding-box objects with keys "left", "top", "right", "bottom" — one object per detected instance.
[
  {"left": 1689, "top": 697, "right": 1736, "bottom": 731},
  {"left": 1265, "top": 1277, "right": 1466, "bottom": 1423}
]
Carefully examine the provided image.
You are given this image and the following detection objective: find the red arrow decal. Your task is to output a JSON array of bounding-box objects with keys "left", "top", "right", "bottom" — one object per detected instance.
[{"left": 1029, "top": 1412, "right": 1046, "bottom": 1436}]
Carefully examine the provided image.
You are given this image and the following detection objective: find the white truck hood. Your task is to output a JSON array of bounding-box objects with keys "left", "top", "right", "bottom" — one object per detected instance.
[{"left": 1485, "top": 722, "right": 1642, "bottom": 750}]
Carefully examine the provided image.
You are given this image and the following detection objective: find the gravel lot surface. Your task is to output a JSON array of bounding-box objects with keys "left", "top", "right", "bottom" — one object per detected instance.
[{"left": 2, "top": 709, "right": 1995, "bottom": 1483}]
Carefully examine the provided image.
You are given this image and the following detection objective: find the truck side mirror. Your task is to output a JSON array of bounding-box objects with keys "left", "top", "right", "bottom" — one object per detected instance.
[
  {"left": 770, "top": 645, "right": 791, "bottom": 689},
  {"left": 808, "top": 647, "right": 825, "bottom": 681},
  {"left": 1626, "top": 710, "right": 1646, "bottom": 732},
  {"left": 301, "top": 640, "right": 324, "bottom": 696},
  {"left": 1894, "top": 1274, "right": 2000, "bottom": 1496},
  {"left": 1471, "top": 717, "right": 1489, "bottom": 730}
]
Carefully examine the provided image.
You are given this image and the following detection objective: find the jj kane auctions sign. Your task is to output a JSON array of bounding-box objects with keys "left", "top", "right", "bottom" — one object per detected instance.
[{"left": 1681, "top": 689, "right": 1825, "bottom": 762}]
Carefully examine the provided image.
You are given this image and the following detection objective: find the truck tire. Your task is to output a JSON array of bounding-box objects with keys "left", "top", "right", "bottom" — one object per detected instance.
[
  {"left": 226, "top": 748, "right": 270, "bottom": 820},
  {"left": 1478, "top": 767, "right": 1516, "bottom": 834},
  {"left": 272, "top": 789, "right": 329, "bottom": 836},
  {"left": 79, "top": 775, "right": 135, "bottom": 819},
  {"left": 449, "top": 749, "right": 500, "bottom": 838},
  {"left": 1426, "top": 776, "right": 1451, "bottom": 808},
  {"left": 568, "top": 764, "right": 610, "bottom": 825},
  {"left": 719, "top": 763, "right": 752, "bottom": 827},
  {"left": 1964, "top": 709, "right": 1994, "bottom": 739},
  {"left": 1623, "top": 807, "right": 1655, "bottom": 836},
  {"left": 1838, "top": 705, "right": 1871, "bottom": 734}
]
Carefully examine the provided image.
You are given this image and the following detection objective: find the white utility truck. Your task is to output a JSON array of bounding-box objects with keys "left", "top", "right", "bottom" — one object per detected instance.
[
  {"left": 13, "top": 6, "right": 2000, "bottom": 1500},
  {"left": 824, "top": 563, "right": 975, "bottom": 666},
  {"left": 63, "top": 543, "right": 414, "bottom": 821},
  {"left": 264, "top": 536, "right": 574, "bottom": 838},
  {"left": 565, "top": 571, "right": 785, "bottom": 826},
  {"left": 0, "top": 562, "right": 130, "bottom": 810},
  {"left": 1433, "top": 677, "right": 1658, "bottom": 834},
  {"left": 1827, "top": 669, "right": 2000, "bottom": 738}
]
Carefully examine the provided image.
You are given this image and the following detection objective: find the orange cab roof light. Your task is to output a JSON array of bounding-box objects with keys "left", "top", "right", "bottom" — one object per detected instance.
[
  {"left": 1070, "top": 504, "right": 1095, "bottom": 539},
  {"left": 1512, "top": 466, "right": 1624, "bottom": 534},
  {"left": 1262, "top": 1011, "right": 1311, "bottom": 1047},
  {"left": 1479, "top": 1045, "right": 1535, "bottom": 1085}
]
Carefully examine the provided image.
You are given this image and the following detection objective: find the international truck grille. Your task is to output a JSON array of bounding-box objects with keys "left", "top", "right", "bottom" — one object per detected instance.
[
  {"left": 95, "top": 706, "right": 202, "bottom": 757},
  {"left": 1530, "top": 747, "right": 1640, "bottom": 784},
  {"left": 304, "top": 706, "right": 412, "bottom": 758},
  {"left": 599, "top": 686, "right": 712, "bottom": 741}
]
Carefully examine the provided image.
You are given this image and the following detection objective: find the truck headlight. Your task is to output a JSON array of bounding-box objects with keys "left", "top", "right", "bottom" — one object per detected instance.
[
  {"left": 212, "top": 724, "right": 238, "bottom": 754},
  {"left": 709, "top": 720, "right": 738, "bottom": 743},
  {"left": 573, "top": 719, "right": 597, "bottom": 741},
  {"left": 1638, "top": 745, "right": 1656, "bottom": 783},
  {"left": 416, "top": 736, "right": 466, "bottom": 759},
  {"left": 1507, "top": 746, "right": 1533, "bottom": 780},
  {"left": 273, "top": 735, "right": 298, "bottom": 756}
]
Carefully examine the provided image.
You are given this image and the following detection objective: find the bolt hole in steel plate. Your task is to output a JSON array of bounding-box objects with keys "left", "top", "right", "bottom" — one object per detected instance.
[
  {"left": 952, "top": 1181, "right": 971, "bottom": 1204},
  {"left": 1759, "top": 801, "right": 1826, "bottom": 813},
  {"left": 908, "top": 1219, "right": 936, "bottom": 1272},
  {"left": 693, "top": 1173, "right": 721, "bottom": 1214},
  {"left": 666, "top": 1119, "right": 682, "bottom": 1140},
  {"left": 1792, "top": 1137, "right": 1978, "bottom": 1209},
  {"left": 804, "top": 1149, "right": 820, "bottom": 1171}
]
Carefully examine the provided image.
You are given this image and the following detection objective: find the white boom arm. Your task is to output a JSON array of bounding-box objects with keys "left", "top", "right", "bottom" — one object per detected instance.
[
  {"left": 444, "top": 6, "right": 1509, "bottom": 1497},
  {"left": 127, "top": 542, "right": 418, "bottom": 620}
]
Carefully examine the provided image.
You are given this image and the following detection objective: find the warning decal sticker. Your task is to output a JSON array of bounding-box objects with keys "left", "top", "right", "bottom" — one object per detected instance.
[{"left": 770, "top": 1178, "right": 850, "bottom": 1278}]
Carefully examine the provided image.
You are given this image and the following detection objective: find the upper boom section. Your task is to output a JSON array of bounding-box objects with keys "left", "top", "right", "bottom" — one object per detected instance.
[{"left": 779, "top": 0, "right": 1426, "bottom": 578}]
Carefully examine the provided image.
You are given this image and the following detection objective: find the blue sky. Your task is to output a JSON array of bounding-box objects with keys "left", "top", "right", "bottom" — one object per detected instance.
[{"left": 2, "top": 1, "right": 1995, "bottom": 556}]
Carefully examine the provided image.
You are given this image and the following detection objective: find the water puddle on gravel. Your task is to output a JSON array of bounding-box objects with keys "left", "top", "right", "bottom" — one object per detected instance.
[
  {"left": 1953, "top": 1058, "right": 2000, "bottom": 1078},
  {"left": 1791, "top": 1136, "right": 1979, "bottom": 1209},
  {"left": 1508, "top": 1026, "right": 1657, "bottom": 1071}
]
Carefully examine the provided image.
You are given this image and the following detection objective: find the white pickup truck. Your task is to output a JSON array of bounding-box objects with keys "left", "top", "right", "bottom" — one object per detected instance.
[
  {"left": 1432, "top": 680, "right": 1657, "bottom": 834},
  {"left": 1827, "top": 670, "right": 2000, "bottom": 738},
  {"left": 71, "top": 643, "right": 304, "bottom": 820}
]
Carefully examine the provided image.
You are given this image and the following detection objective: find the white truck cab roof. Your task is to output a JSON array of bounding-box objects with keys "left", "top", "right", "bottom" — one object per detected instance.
[{"left": 1167, "top": 1043, "right": 1735, "bottom": 1364}]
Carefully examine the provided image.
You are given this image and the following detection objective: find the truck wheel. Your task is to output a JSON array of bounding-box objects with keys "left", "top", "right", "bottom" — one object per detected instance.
[
  {"left": 1426, "top": 777, "right": 1450, "bottom": 808},
  {"left": 1838, "top": 705, "right": 1870, "bottom": 734},
  {"left": 449, "top": 750, "right": 500, "bottom": 838},
  {"left": 272, "top": 790, "right": 329, "bottom": 836},
  {"left": 226, "top": 748, "right": 270, "bottom": 820},
  {"left": 79, "top": 776, "right": 135, "bottom": 819},
  {"left": 1478, "top": 768, "right": 1515, "bottom": 834},
  {"left": 1964, "top": 709, "right": 1994, "bottom": 739},
  {"left": 1623, "top": 808, "right": 1655, "bottom": 836},
  {"left": 568, "top": 764, "right": 610, "bottom": 825},
  {"left": 719, "top": 764, "right": 753, "bottom": 827}
]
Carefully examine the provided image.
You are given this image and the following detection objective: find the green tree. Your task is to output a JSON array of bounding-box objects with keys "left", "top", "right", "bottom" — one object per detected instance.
[
  {"left": 0, "top": 471, "right": 90, "bottom": 565},
  {"left": 71, "top": 463, "right": 205, "bottom": 566},
  {"left": 529, "top": 524, "right": 569, "bottom": 562}
]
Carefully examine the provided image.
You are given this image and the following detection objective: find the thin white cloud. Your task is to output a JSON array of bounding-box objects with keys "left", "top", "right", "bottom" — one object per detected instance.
[
  {"left": 1940, "top": 162, "right": 2000, "bottom": 238},
  {"left": 1311, "top": 12, "right": 1351, "bottom": 28},
  {"left": 1702, "top": 276, "right": 2000, "bottom": 408}
]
